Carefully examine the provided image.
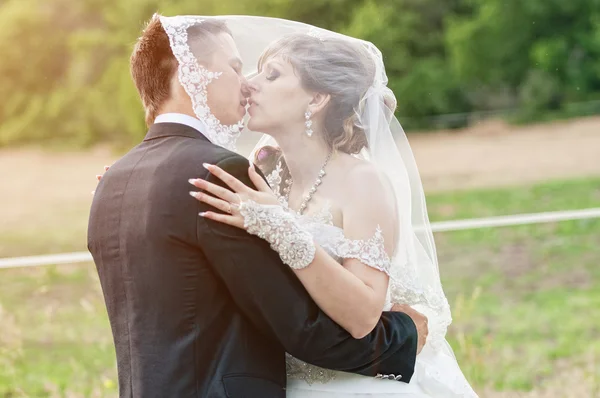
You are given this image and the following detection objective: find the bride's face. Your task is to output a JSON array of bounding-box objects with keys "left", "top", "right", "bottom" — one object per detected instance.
[{"left": 247, "top": 56, "right": 312, "bottom": 135}]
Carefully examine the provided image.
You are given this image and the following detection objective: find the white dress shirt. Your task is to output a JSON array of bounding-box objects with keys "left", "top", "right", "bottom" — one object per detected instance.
[{"left": 154, "top": 113, "right": 211, "bottom": 142}]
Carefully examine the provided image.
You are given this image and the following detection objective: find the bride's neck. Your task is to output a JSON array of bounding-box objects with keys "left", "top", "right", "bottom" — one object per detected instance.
[{"left": 275, "top": 129, "right": 330, "bottom": 188}]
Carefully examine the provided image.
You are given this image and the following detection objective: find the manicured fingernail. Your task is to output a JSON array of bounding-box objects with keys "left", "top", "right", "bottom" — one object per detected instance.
[
  {"left": 188, "top": 178, "right": 198, "bottom": 185},
  {"left": 189, "top": 191, "right": 199, "bottom": 198},
  {"left": 199, "top": 212, "right": 207, "bottom": 217},
  {"left": 202, "top": 163, "right": 212, "bottom": 170}
]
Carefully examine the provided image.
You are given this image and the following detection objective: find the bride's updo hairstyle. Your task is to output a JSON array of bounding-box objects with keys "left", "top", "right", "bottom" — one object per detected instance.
[{"left": 254, "top": 34, "right": 395, "bottom": 173}]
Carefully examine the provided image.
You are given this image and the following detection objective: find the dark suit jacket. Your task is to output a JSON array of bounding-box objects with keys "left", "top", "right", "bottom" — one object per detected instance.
[{"left": 87, "top": 122, "right": 418, "bottom": 397}]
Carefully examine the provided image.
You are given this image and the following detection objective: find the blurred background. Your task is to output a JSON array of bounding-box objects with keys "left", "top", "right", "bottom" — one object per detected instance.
[{"left": 1, "top": 0, "right": 599, "bottom": 397}]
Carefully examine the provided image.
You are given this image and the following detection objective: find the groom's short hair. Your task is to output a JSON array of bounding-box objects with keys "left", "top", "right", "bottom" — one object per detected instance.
[{"left": 130, "top": 14, "right": 231, "bottom": 126}]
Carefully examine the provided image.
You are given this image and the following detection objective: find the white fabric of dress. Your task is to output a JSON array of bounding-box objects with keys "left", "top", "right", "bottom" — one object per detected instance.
[{"left": 282, "top": 205, "right": 479, "bottom": 398}]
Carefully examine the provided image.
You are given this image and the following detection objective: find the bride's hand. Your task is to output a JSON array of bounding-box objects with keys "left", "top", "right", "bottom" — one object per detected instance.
[{"left": 188, "top": 162, "right": 280, "bottom": 230}]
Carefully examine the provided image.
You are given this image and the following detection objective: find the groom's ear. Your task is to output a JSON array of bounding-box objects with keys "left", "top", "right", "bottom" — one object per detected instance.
[{"left": 308, "top": 93, "right": 331, "bottom": 115}]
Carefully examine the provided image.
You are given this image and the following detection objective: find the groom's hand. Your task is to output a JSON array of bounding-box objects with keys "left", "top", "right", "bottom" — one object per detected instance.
[
  {"left": 96, "top": 165, "right": 111, "bottom": 181},
  {"left": 391, "top": 304, "right": 428, "bottom": 354}
]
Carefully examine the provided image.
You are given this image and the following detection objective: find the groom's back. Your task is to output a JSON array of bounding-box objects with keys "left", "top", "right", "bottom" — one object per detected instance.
[{"left": 88, "top": 123, "right": 285, "bottom": 397}]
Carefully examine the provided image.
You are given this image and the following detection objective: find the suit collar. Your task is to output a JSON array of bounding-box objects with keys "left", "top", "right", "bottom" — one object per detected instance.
[{"left": 144, "top": 122, "right": 211, "bottom": 143}]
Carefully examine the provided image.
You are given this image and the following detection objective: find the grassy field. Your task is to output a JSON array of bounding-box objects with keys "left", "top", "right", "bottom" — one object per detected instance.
[
  {"left": 1, "top": 177, "right": 599, "bottom": 397},
  {"left": 428, "top": 178, "right": 600, "bottom": 396}
]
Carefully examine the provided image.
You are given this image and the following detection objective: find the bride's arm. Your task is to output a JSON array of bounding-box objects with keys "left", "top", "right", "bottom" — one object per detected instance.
[
  {"left": 292, "top": 247, "right": 389, "bottom": 339},
  {"left": 190, "top": 162, "right": 398, "bottom": 339},
  {"left": 289, "top": 166, "right": 396, "bottom": 339}
]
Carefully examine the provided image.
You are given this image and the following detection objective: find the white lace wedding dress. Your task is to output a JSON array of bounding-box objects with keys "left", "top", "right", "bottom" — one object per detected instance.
[{"left": 283, "top": 204, "right": 479, "bottom": 398}]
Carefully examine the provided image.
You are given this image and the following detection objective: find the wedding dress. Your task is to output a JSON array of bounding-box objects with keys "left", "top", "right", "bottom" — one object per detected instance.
[{"left": 279, "top": 204, "right": 479, "bottom": 398}]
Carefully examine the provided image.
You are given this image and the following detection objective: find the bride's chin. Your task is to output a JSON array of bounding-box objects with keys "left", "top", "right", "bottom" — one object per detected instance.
[
  {"left": 247, "top": 118, "right": 263, "bottom": 132},
  {"left": 247, "top": 118, "right": 278, "bottom": 137}
]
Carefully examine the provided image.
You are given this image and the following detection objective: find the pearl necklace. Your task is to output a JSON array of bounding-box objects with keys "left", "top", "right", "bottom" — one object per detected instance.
[{"left": 283, "top": 151, "right": 333, "bottom": 215}]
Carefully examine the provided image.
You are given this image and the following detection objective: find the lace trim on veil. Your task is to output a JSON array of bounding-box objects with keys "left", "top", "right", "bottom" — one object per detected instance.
[{"left": 159, "top": 16, "right": 244, "bottom": 151}]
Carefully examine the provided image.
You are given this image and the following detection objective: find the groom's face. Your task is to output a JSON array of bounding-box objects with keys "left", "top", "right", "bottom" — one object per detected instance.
[{"left": 204, "top": 32, "right": 249, "bottom": 125}]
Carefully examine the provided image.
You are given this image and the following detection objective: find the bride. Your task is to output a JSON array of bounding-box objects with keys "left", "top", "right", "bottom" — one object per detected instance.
[{"left": 187, "top": 17, "right": 479, "bottom": 398}]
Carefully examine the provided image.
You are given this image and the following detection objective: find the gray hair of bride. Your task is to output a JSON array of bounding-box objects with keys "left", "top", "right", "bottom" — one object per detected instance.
[
  {"left": 254, "top": 33, "right": 397, "bottom": 172},
  {"left": 263, "top": 34, "right": 373, "bottom": 153}
]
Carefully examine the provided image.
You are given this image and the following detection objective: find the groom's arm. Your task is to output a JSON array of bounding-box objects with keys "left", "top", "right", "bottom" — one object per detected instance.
[{"left": 196, "top": 155, "right": 418, "bottom": 381}]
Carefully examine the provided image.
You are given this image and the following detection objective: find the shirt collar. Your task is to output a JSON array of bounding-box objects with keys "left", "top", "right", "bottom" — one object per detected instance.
[{"left": 154, "top": 113, "right": 210, "bottom": 142}]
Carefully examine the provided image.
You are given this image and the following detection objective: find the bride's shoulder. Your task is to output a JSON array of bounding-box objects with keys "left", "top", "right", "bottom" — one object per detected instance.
[
  {"left": 338, "top": 155, "right": 386, "bottom": 187},
  {"left": 335, "top": 155, "right": 392, "bottom": 205},
  {"left": 335, "top": 155, "right": 397, "bottom": 233}
]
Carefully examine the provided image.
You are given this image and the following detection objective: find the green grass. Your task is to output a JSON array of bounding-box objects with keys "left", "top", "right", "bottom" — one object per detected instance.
[
  {"left": 0, "top": 202, "right": 91, "bottom": 258},
  {"left": 1, "top": 177, "right": 599, "bottom": 397},
  {"left": 427, "top": 178, "right": 600, "bottom": 394},
  {"left": 0, "top": 265, "right": 117, "bottom": 397}
]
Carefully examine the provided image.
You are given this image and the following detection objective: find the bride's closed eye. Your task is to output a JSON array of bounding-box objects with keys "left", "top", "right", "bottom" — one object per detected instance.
[{"left": 266, "top": 68, "right": 280, "bottom": 81}]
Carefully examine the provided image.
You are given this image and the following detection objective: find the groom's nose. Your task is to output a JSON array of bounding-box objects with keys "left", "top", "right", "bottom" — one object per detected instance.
[
  {"left": 246, "top": 80, "right": 259, "bottom": 93},
  {"left": 241, "top": 80, "right": 251, "bottom": 98},
  {"left": 240, "top": 79, "right": 257, "bottom": 98},
  {"left": 239, "top": 73, "right": 253, "bottom": 97}
]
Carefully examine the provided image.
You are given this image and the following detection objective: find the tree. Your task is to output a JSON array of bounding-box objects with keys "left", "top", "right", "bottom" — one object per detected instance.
[
  {"left": 447, "top": 0, "right": 600, "bottom": 114},
  {"left": 343, "top": 0, "right": 471, "bottom": 128}
]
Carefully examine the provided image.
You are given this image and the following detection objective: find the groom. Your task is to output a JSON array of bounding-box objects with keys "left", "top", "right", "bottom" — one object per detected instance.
[{"left": 88, "top": 14, "right": 427, "bottom": 397}]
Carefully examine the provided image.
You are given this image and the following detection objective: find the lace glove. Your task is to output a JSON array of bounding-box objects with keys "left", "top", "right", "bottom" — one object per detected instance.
[{"left": 239, "top": 199, "right": 316, "bottom": 270}]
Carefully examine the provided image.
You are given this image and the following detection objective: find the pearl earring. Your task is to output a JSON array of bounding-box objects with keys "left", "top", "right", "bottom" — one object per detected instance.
[{"left": 305, "top": 111, "right": 313, "bottom": 137}]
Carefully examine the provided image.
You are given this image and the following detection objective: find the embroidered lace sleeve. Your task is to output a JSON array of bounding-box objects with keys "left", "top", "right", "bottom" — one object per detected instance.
[
  {"left": 322, "top": 226, "right": 392, "bottom": 276},
  {"left": 239, "top": 199, "right": 316, "bottom": 269}
]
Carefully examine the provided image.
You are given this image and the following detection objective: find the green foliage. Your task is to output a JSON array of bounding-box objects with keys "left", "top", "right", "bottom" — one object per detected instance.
[
  {"left": 447, "top": 0, "right": 600, "bottom": 115},
  {"left": 0, "top": 0, "right": 599, "bottom": 146}
]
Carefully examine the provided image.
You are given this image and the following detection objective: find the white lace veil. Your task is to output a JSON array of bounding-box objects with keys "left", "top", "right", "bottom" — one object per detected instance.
[
  {"left": 160, "top": 15, "right": 452, "bottom": 352},
  {"left": 159, "top": 15, "right": 245, "bottom": 151}
]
